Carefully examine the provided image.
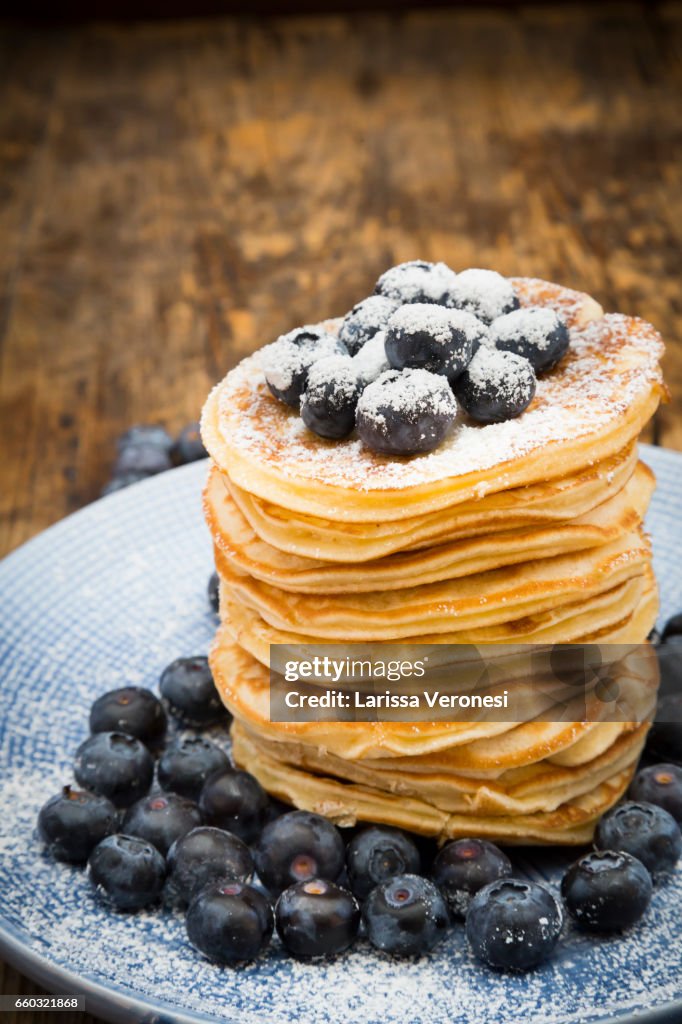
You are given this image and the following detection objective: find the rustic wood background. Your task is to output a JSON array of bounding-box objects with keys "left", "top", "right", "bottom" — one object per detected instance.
[{"left": 1, "top": 3, "right": 680, "bottom": 1019}]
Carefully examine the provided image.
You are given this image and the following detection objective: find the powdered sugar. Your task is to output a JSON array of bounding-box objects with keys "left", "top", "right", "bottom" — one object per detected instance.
[
  {"left": 262, "top": 328, "right": 340, "bottom": 392},
  {"left": 338, "top": 296, "right": 400, "bottom": 355},
  {"left": 464, "top": 346, "right": 536, "bottom": 405},
  {"left": 356, "top": 368, "right": 456, "bottom": 428},
  {"left": 387, "top": 304, "right": 487, "bottom": 347},
  {"left": 491, "top": 307, "right": 565, "bottom": 352}
]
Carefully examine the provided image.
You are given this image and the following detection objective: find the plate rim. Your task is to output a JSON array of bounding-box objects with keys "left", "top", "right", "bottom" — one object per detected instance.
[{"left": 2, "top": 445, "right": 682, "bottom": 1024}]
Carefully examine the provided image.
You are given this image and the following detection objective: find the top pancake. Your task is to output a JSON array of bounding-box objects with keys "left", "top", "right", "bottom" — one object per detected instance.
[{"left": 201, "top": 278, "right": 665, "bottom": 522}]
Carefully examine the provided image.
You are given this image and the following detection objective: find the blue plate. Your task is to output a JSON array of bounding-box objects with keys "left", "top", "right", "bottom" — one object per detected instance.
[{"left": 1, "top": 444, "right": 681, "bottom": 1024}]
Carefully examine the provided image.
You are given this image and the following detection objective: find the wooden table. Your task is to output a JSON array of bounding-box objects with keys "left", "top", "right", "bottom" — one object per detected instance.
[{"left": 1, "top": 3, "right": 680, "bottom": 1019}]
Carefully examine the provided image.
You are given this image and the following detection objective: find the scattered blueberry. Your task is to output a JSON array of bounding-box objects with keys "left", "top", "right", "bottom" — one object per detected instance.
[
  {"left": 432, "top": 838, "right": 512, "bottom": 917},
  {"left": 385, "top": 305, "right": 486, "bottom": 383},
  {"left": 661, "top": 613, "right": 682, "bottom": 645},
  {"left": 594, "top": 801, "right": 682, "bottom": 878},
  {"left": 165, "top": 826, "right": 253, "bottom": 908},
  {"left": 158, "top": 738, "right": 230, "bottom": 801},
  {"left": 561, "top": 850, "right": 652, "bottom": 932},
  {"left": 113, "top": 443, "right": 172, "bottom": 477},
  {"left": 646, "top": 693, "right": 682, "bottom": 765},
  {"left": 199, "top": 768, "right": 269, "bottom": 843},
  {"left": 338, "top": 295, "right": 401, "bottom": 355},
  {"left": 89, "top": 834, "right": 166, "bottom": 911},
  {"left": 263, "top": 327, "right": 346, "bottom": 407},
  {"left": 171, "top": 422, "right": 207, "bottom": 465},
  {"left": 208, "top": 571, "right": 220, "bottom": 614},
  {"left": 454, "top": 346, "right": 536, "bottom": 424},
  {"left": 116, "top": 425, "right": 173, "bottom": 453},
  {"left": 346, "top": 826, "right": 421, "bottom": 900},
  {"left": 450, "top": 268, "right": 519, "bottom": 323},
  {"left": 186, "top": 880, "right": 273, "bottom": 965},
  {"left": 100, "top": 473, "right": 147, "bottom": 496},
  {"left": 254, "top": 810, "right": 345, "bottom": 895},
  {"left": 362, "top": 874, "right": 449, "bottom": 957},
  {"left": 374, "top": 261, "right": 458, "bottom": 306},
  {"left": 89, "top": 687, "right": 166, "bottom": 748},
  {"left": 300, "top": 355, "right": 361, "bottom": 439},
  {"left": 159, "top": 656, "right": 228, "bottom": 727},
  {"left": 356, "top": 368, "right": 457, "bottom": 456},
  {"left": 37, "top": 787, "right": 118, "bottom": 864},
  {"left": 490, "top": 306, "right": 569, "bottom": 373},
  {"left": 647, "top": 627, "right": 662, "bottom": 646},
  {"left": 122, "top": 793, "right": 202, "bottom": 856},
  {"left": 466, "top": 878, "right": 563, "bottom": 971},
  {"left": 74, "top": 732, "right": 154, "bottom": 808},
  {"left": 629, "top": 765, "right": 682, "bottom": 824},
  {"left": 275, "top": 879, "right": 360, "bottom": 959}
]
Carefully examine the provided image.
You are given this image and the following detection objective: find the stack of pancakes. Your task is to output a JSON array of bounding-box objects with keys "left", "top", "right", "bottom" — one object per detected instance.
[{"left": 201, "top": 277, "right": 666, "bottom": 844}]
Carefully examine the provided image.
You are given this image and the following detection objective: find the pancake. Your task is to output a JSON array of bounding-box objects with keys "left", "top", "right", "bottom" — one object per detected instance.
[
  {"left": 206, "top": 460, "right": 654, "bottom": 593},
  {"left": 201, "top": 278, "right": 665, "bottom": 523},
  {"left": 217, "top": 530, "right": 651, "bottom": 640},
  {"left": 231, "top": 722, "right": 636, "bottom": 844},
  {"left": 218, "top": 570, "right": 657, "bottom": 667},
  {"left": 223, "top": 443, "right": 640, "bottom": 563}
]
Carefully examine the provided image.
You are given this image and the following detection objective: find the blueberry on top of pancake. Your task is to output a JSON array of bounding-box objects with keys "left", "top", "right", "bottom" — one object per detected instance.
[
  {"left": 385, "top": 303, "right": 487, "bottom": 383},
  {"left": 374, "top": 260, "right": 458, "bottom": 306},
  {"left": 450, "top": 267, "right": 520, "bottom": 323},
  {"left": 356, "top": 367, "right": 457, "bottom": 456},
  {"left": 263, "top": 327, "right": 346, "bottom": 408},
  {"left": 300, "top": 355, "right": 361, "bottom": 440},
  {"left": 455, "top": 346, "right": 536, "bottom": 424},
  {"left": 490, "top": 305, "right": 570, "bottom": 373},
  {"left": 338, "top": 295, "right": 400, "bottom": 355}
]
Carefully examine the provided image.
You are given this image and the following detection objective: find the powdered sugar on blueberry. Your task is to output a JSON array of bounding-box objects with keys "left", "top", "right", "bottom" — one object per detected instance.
[
  {"left": 450, "top": 269, "right": 520, "bottom": 324},
  {"left": 374, "top": 261, "right": 458, "bottom": 306}
]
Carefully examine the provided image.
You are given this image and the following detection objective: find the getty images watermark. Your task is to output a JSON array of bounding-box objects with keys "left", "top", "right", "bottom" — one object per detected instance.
[{"left": 268, "top": 644, "right": 665, "bottom": 724}]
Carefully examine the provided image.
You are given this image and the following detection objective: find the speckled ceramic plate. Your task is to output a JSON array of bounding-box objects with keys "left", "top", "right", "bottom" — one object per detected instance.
[{"left": 1, "top": 445, "right": 681, "bottom": 1024}]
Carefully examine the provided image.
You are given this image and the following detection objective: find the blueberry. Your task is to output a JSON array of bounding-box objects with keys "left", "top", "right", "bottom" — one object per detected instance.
[
  {"left": 300, "top": 355, "right": 361, "bottom": 440},
  {"left": 338, "top": 295, "right": 401, "bottom": 355},
  {"left": 385, "top": 305, "right": 485, "bottom": 384},
  {"left": 37, "top": 786, "right": 118, "bottom": 864},
  {"left": 450, "top": 268, "right": 519, "bottom": 324},
  {"left": 89, "top": 834, "right": 166, "bottom": 911},
  {"left": 275, "top": 879, "right": 360, "bottom": 959},
  {"left": 100, "top": 473, "right": 147, "bottom": 496},
  {"left": 89, "top": 687, "right": 166, "bottom": 748},
  {"left": 356, "top": 368, "right": 457, "bottom": 456},
  {"left": 263, "top": 327, "right": 346, "bottom": 407},
  {"left": 374, "top": 261, "right": 458, "bottom": 306},
  {"left": 186, "top": 880, "right": 273, "bottom": 965},
  {"left": 490, "top": 306, "right": 569, "bottom": 373},
  {"left": 648, "top": 627, "right": 662, "bottom": 646},
  {"left": 165, "top": 826, "right": 253, "bottom": 908},
  {"left": 346, "top": 826, "right": 421, "bottom": 900},
  {"left": 74, "top": 732, "right": 154, "bottom": 808},
  {"left": 159, "top": 656, "right": 228, "bottom": 727},
  {"left": 207, "top": 571, "right": 219, "bottom": 614},
  {"left": 662, "top": 613, "right": 682, "bottom": 645},
  {"left": 362, "top": 874, "right": 449, "bottom": 957},
  {"left": 352, "top": 331, "right": 391, "bottom": 387},
  {"left": 116, "top": 425, "right": 173, "bottom": 453},
  {"left": 113, "top": 443, "right": 172, "bottom": 477},
  {"left": 466, "top": 878, "right": 563, "bottom": 971},
  {"left": 561, "top": 850, "right": 652, "bottom": 932},
  {"left": 454, "top": 346, "right": 536, "bottom": 424},
  {"left": 254, "top": 810, "right": 345, "bottom": 895},
  {"left": 628, "top": 765, "right": 682, "bottom": 824},
  {"left": 594, "top": 801, "right": 682, "bottom": 878},
  {"left": 646, "top": 694, "right": 682, "bottom": 765},
  {"left": 432, "top": 838, "right": 512, "bottom": 917},
  {"left": 158, "top": 738, "right": 230, "bottom": 801},
  {"left": 171, "top": 422, "right": 207, "bottom": 465},
  {"left": 199, "top": 768, "right": 269, "bottom": 843},
  {"left": 122, "top": 792, "right": 202, "bottom": 856}
]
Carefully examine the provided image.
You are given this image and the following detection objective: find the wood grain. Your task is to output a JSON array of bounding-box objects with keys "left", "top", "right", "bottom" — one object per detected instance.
[{"left": 0, "top": 3, "right": 681, "bottom": 1015}]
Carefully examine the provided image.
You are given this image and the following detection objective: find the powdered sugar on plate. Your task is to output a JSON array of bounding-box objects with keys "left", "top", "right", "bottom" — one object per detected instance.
[{"left": 1, "top": 462, "right": 681, "bottom": 1024}]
